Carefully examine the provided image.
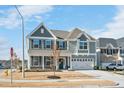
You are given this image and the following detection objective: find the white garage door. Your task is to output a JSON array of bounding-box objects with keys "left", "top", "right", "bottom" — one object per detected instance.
[{"left": 72, "top": 58, "right": 94, "bottom": 70}]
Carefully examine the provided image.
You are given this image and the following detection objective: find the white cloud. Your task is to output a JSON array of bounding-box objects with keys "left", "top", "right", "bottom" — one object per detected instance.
[
  {"left": 0, "top": 37, "right": 8, "bottom": 45},
  {"left": 92, "top": 6, "right": 124, "bottom": 39},
  {"left": 0, "top": 5, "right": 54, "bottom": 29}
]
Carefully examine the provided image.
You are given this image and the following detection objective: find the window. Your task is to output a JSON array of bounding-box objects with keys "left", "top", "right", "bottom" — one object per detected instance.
[
  {"left": 77, "top": 59, "right": 79, "bottom": 61},
  {"left": 120, "top": 49, "right": 124, "bottom": 54},
  {"left": 101, "top": 49, "right": 106, "bottom": 54},
  {"left": 59, "top": 41, "right": 64, "bottom": 49},
  {"left": 85, "top": 59, "right": 87, "bottom": 61},
  {"left": 79, "top": 41, "right": 87, "bottom": 49},
  {"left": 45, "top": 40, "right": 51, "bottom": 49},
  {"left": 107, "top": 49, "right": 112, "bottom": 55},
  {"left": 74, "top": 59, "right": 76, "bottom": 61},
  {"left": 33, "top": 39, "right": 39, "bottom": 48},
  {"left": 44, "top": 56, "right": 53, "bottom": 68},
  {"left": 113, "top": 49, "right": 118, "bottom": 54},
  {"left": 32, "top": 56, "right": 39, "bottom": 66},
  {"left": 41, "top": 28, "right": 44, "bottom": 34}
]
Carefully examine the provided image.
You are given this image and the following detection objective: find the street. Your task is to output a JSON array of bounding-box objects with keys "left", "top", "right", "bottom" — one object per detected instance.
[{"left": 77, "top": 70, "right": 124, "bottom": 88}]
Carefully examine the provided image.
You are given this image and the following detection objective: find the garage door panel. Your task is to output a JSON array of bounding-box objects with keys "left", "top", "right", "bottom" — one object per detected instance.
[{"left": 72, "top": 61, "right": 94, "bottom": 70}]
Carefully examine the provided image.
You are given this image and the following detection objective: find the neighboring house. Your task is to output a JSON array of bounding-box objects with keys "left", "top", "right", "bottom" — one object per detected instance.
[
  {"left": 0, "top": 60, "right": 11, "bottom": 68},
  {"left": 26, "top": 23, "right": 97, "bottom": 70},
  {"left": 97, "top": 38, "right": 124, "bottom": 69},
  {"left": 117, "top": 37, "right": 124, "bottom": 65}
]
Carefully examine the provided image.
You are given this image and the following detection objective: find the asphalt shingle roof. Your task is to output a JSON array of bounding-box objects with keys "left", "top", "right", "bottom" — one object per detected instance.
[
  {"left": 117, "top": 37, "right": 124, "bottom": 48},
  {"left": 51, "top": 29, "right": 69, "bottom": 39},
  {"left": 67, "top": 28, "right": 82, "bottom": 39},
  {"left": 97, "top": 38, "right": 118, "bottom": 48}
]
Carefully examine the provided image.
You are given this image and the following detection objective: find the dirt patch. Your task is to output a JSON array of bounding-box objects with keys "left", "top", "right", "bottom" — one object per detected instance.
[{"left": 0, "top": 80, "right": 116, "bottom": 87}]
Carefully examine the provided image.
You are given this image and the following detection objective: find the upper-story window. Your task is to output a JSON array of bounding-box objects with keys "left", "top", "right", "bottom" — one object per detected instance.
[
  {"left": 79, "top": 41, "right": 87, "bottom": 49},
  {"left": 101, "top": 49, "right": 118, "bottom": 55},
  {"left": 107, "top": 49, "right": 112, "bottom": 55},
  {"left": 45, "top": 40, "right": 51, "bottom": 49},
  {"left": 41, "top": 28, "right": 44, "bottom": 34},
  {"left": 33, "top": 39, "right": 40, "bottom": 48},
  {"left": 120, "top": 49, "right": 124, "bottom": 54},
  {"left": 101, "top": 49, "right": 106, "bottom": 54},
  {"left": 113, "top": 49, "right": 118, "bottom": 54},
  {"left": 58, "top": 41, "right": 64, "bottom": 49}
]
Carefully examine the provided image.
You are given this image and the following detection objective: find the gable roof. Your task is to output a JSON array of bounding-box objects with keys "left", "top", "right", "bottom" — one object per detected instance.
[
  {"left": 51, "top": 29, "right": 69, "bottom": 39},
  {"left": 67, "top": 28, "right": 82, "bottom": 39},
  {"left": 97, "top": 38, "right": 118, "bottom": 48},
  {"left": 27, "top": 23, "right": 95, "bottom": 41},
  {"left": 117, "top": 37, "right": 124, "bottom": 48},
  {"left": 66, "top": 28, "right": 95, "bottom": 40},
  {"left": 26, "top": 23, "right": 56, "bottom": 39}
]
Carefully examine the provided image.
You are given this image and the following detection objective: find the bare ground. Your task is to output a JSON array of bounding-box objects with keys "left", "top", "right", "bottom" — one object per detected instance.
[
  {"left": 0, "top": 80, "right": 116, "bottom": 87},
  {"left": 1, "top": 71, "right": 93, "bottom": 80}
]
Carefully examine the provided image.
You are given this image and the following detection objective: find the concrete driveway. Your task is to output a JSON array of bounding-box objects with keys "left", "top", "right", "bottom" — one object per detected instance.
[{"left": 76, "top": 70, "right": 124, "bottom": 88}]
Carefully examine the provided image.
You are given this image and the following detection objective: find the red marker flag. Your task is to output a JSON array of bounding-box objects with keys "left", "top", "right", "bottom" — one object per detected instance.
[{"left": 10, "top": 47, "right": 14, "bottom": 58}]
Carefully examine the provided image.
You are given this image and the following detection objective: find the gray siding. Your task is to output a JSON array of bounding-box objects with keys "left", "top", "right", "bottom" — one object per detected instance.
[
  {"left": 69, "top": 41, "right": 77, "bottom": 53},
  {"left": 78, "top": 34, "right": 88, "bottom": 41},
  {"left": 31, "top": 26, "right": 53, "bottom": 37},
  {"left": 89, "top": 42, "right": 96, "bottom": 53}
]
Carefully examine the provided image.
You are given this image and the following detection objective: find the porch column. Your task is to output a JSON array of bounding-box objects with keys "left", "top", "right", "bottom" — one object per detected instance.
[
  {"left": 67, "top": 57, "right": 69, "bottom": 68},
  {"left": 42, "top": 56, "right": 44, "bottom": 70},
  {"left": 56, "top": 60, "right": 58, "bottom": 70},
  {"left": 70, "top": 56, "right": 72, "bottom": 70},
  {"left": 28, "top": 56, "right": 31, "bottom": 69}
]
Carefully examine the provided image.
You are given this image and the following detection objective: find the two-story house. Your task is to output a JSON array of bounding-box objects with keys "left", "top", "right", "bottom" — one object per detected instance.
[
  {"left": 26, "top": 23, "right": 97, "bottom": 70},
  {"left": 97, "top": 38, "right": 124, "bottom": 69},
  {"left": 117, "top": 37, "right": 124, "bottom": 65}
]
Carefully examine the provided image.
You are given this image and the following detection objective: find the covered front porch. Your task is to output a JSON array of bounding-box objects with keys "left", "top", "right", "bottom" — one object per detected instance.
[{"left": 28, "top": 56, "right": 71, "bottom": 70}]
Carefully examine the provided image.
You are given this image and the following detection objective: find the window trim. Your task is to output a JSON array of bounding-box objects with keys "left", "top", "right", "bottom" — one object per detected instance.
[
  {"left": 79, "top": 41, "right": 88, "bottom": 50},
  {"left": 33, "top": 39, "right": 40, "bottom": 49},
  {"left": 45, "top": 40, "right": 52, "bottom": 49},
  {"left": 32, "top": 56, "right": 39, "bottom": 67},
  {"left": 59, "top": 41, "right": 64, "bottom": 49}
]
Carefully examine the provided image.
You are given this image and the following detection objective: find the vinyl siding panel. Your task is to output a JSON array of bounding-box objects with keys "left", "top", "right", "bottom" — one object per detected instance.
[{"left": 89, "top": 42, "right": 96, "bottom": 53}]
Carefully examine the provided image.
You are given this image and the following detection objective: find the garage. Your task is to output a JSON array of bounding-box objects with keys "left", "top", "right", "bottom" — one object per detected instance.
[{"left": 71, "top": 58, "right": 94, "bottom": 70}]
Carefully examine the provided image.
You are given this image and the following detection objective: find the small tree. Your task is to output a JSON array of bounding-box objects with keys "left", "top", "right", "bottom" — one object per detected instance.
[{"left": 51, "top": 44, "right": 61, "bottom": 77}]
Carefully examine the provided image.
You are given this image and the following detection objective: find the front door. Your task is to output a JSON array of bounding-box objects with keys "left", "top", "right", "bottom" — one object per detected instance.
[{"left": 59, "top": 58, "right": 64, "bottom": 69}]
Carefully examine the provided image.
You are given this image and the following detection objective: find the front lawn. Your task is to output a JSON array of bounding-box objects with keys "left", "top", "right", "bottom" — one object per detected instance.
[{"left": 2, "top": 71, "right": 93, "bottom": 80}]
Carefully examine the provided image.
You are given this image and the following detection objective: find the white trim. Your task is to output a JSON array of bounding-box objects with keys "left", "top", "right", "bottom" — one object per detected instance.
[
  {"left": 72, "top": 53, "right": 96, "bottom": 55},
  {"left": 76, "top": 31, "right": 91, "bottom": 40},
  {"left": 29, "top": 36, "right": 55, "bottom": 40},
  {"left": 63, "top": 57, "right": 66, "bottom": 69},
  {"left": 28, "top": 56, "right": 31, "bottom": 69},
  {"left": 70, "top": 56, "right": 72, "bottom": 70},
  {"left": 42, "top": 56, "right": 44, "bottom": 70}
]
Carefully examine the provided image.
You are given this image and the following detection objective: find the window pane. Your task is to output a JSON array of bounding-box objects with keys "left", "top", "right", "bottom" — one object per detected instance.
[
  {"left": 79, "top": 41, "right": 87, "bottom": 49},
  {"left": 33, "top": 39, "right": 39, "bottom": 48},
  {"left": 45, "top": 40, "right": 51, "bottom": 48},
  {"left": 33, "top": 56, "right": 39, "bottom": 66},
  {"left": 84, "top": 45, "right": 87, "bottom": 49},
  {"left": 59, "top": 41, "right": 64, "bottom": 49}
]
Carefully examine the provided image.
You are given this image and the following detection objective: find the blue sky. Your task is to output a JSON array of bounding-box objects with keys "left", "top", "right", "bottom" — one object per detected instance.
[{"left": 0, "top": 5, "right": 124, "bottom": 60}]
